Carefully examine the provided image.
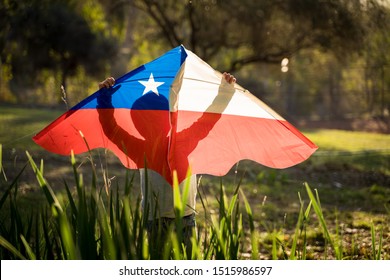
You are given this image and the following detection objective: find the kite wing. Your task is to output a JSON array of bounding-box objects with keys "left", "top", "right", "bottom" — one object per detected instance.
[
  {"left": 168, "top": 48, "right": 318, "bottom": 182},
  {"left": 33, "top": 45, "right": 317, "bottom": 184},
  {"left": 33, "top": 46, "right": 187, "bottom": 181}
]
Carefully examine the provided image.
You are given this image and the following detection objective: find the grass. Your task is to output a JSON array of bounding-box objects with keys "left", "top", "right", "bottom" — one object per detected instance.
[
  {"left": 0, "top": 105, "right": 389, "bottom": 259},
  {"left": 305, "top": 129, "right": 390, "bottom": 153},
  {"left": 0, "top": 106, "right": 64, "bottom": 150},
  {"left": 0, "top": 151, "right": 387, "bottom": 260}
]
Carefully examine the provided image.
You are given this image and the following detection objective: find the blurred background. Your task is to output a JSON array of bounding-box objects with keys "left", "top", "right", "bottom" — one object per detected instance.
[
  {"left": 1, "top": 0, "right": 390, "bottom": 260},
  {"left": 1, "top": 0, "right": 389, "bottom": 130}
]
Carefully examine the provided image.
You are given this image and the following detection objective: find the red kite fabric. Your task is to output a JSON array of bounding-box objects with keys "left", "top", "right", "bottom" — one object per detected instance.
[{"left": 33, "top": 45, "right": 318, "bottom": 184}]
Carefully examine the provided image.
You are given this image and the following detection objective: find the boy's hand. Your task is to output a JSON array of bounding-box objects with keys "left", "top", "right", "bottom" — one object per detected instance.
[
  {"left": 223, "top": 72, "right": 236, "bottom": 84},
  {"left": 99, "top": 77, "right": 115, "bottom": 89}
]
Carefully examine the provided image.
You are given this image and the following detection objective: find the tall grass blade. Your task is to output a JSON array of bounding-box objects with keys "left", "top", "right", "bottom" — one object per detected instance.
[
  {"left": 120, "top": 197, "right": 136, "bottom": 259},
  {"left": 20, "top": 234, "right": 36, "bottom": 260},
  {"left": 40, "top": 211, "right": 55, "bottom": 259},
  {"left": 371, "top": 224, "right": 383, "bottom": 260},
  {"left": 25, "top": 152, "right": 62, "bottom": 213},
  {"left": 0, "top": 164, "right": 26, "bottom": 211},
  {"left": 173, "top": 171, "right": 184, "bottom": 218},
  {"left": 124, "top": 170, "right": 135, "bottom": 196},
  {"left": 172, "top": 170, "right": 194, "bottom": 259},
  {"left": 272, "top": 230, "right": 278, "bottom": 260},
  {"left": 97, "top": 198, "right": 116, "bottom": 260},
  {"left": 0, "top": 235, "right": 26, "bottom": 260},
  {"left": 371, "top": 224, "right": 376, "bottom": 259},
  {"left": 377, "top": 227, "right": 383, "bottom": 260},
  {"left": 240, "top": 189, "right": 258, "bottom": 259},
  {"left": 302, "top": 194, "right": 312, "bottom": 260},
  {"left": 290, "top": 192, "right": 312, "bottom": 260},
  {"left": 305, "top": 183, "right": 342, "bottom": 259},
  {"left": 58, "top": 213, "right": 78, "bottom": 259},
  {"left": 63, "top": 180, "right": 78, "bottom": 219},
  {"left": 289, "top": 193, "right": 303, "bottom": 260},
  {"left": 141, "top": 161, "right": 149, "bottom": 254}
]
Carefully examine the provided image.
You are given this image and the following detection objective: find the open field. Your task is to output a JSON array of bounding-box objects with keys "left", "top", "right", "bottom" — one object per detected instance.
[{"left": 0, "top": 105, "right": 389, "bottom": 259}]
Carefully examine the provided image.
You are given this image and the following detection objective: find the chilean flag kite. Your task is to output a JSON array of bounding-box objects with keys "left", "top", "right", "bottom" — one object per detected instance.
[{"left": 33, "top": 45, "right": 317, "bottom": 184}]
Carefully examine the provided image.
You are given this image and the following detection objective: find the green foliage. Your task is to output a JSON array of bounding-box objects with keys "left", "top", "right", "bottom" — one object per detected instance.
[
  {"left": 304, "top": 183, "right": 343, "bottom": 259},
  {"left": 0, "top": 149, "right": 388, "bottom": 259},
  {"left": 131, "top": 0, "right": 371, "bottom": 65},
  {"left": 1, "top": 0, "right": 118, "bottom": 103},
  {"left": 0, "top": 107, "right": 389, "bottom": 259},
  {"left": 1, "top": 0, "right": 390, "bottom": 120}
]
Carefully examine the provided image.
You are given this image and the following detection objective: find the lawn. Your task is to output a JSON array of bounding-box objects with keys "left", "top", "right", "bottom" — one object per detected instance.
[
  {"left": 0, "top": 105, "right": 389, "bottom": 259},
  {"left": 0, "top": 106, "right": 65, "bottom": 150}
]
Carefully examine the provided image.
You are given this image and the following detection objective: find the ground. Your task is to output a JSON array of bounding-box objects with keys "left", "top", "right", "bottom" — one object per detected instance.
[{"left": 1, "top": 109, "right": 389, "bottom": 259}]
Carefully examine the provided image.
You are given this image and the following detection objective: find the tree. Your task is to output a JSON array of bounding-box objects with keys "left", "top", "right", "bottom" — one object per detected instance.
[
  {"left": 120, "top": 0, "right": 369, "bottom": 71},
  {"left": 362, "top": 0, "right": 390, "bottom": 117},
  {"left": 0, "top": 0, "right": 118, "bottom": 102}
]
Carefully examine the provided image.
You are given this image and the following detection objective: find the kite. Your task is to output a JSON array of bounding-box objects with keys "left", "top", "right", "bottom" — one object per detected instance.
[{"left": 33, "top": 45, "right": 318, "bottom": 184}]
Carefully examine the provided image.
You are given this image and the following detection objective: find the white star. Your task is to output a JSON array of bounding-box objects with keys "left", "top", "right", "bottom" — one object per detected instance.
[{"left": 138, "top": 73, "right": 164, "bottom": 96}]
